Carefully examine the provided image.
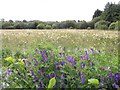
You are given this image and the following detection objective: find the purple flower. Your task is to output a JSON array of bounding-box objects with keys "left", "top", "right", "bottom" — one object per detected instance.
[
  {"left": 85, "top": 51, "right": 89, "bottom": 60},
  {"left": 60, "top": 61, "right": 65, "bottom": 66},
  {"left": 79, "top": 72, "right": 85, "bottom": 84},
  {"left": 113, "top": 83, "right": 119, "bottom": 89},
  {"left": 114, "top": 73, "right": 120, "bottom": 83},
  {"left": 7, "top": 69, "right": 13, "bottom": 76},
  {"left": 90, "top": 62, "right": 94, "bottom": 67},
  {"left": 30, "top": 69, "right": 37, "bottom": 79},
  {"left": 80, "top": 51, "right": 89, "bottom": 60},
  {"left": 33, "top": 79, "right": 36, "bottom": 83},
  {"left": 66, "top": 56, "right": 76, "bottom": 66},
  {"left": 55, "top": 64, "right": 59, "bottom": 70},
  {"left": 38, "top": 69, "right": 43, "bottom": 76},
  {"left": 80, "top": 62, "right": 85, "bottom": 68},
  {"left": 39, "top": 79, "right": 44, "bottom": 88},
  {"left": 30, "top": 69, "right": 35, "bottom": 76},
  {"left": 33, "top": 58, "right": 38, "bottom": 66},
  {"left": 59, "top": 52, "right": 64, "bottom": 58},
  {"left": 102, "top": 77, "right": 106, "bottom": 83},
  {"left": 90, "top": 48, "right": 94, "bottom": 54},
  {"left": 109, "top": 73, "right": 113, "bottom": 81},
  {"left": 40, "top": 50, "right": 47, "bottom": 61}
]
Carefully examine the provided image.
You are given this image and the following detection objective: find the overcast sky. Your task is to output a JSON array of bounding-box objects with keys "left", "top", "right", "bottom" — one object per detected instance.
[{"left": 0, "top": 0, "right": 119, "bottom": 21}]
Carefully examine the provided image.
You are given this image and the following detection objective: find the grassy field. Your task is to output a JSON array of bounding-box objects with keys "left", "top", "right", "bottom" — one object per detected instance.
[
  {"left": 1, "top": 29, "right": 118, "bottom": 51},
  {"left": 1, "top": 29, "right": 119, "bottom": 89}
]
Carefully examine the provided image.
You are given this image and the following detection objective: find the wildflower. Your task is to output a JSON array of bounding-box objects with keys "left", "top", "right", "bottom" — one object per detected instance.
[
  {"left": 114, "top": 73, "right": 120, "bottom": 83},
  {"left": 109, "top": 73, "right": 113, "bottom": 81},
  {"left": 60, "top": 61, "right": 65, "bottom": 66},
  {"left": 59, "top": 52, "right": 64, "bottom": 58},
  {"left": 7, "top": 69, "right": 13, "bottom": 76},
  {"left": 90, "top": 62, "right": 94, "bottom": 67},
  {"left": 40, "top": 50, "right": 47, "bottom": 61},
  {"left": 90, "top": 48, "right": 94, "bottom": 54},
  {"left": 113, "top": 83, "right": 119, "bottom": 89},
  {"left": 79, "top": 72, "right": 85, "bottom": 84},
  {"left": 30, "top": 69, "right": 37, "bottom": 79},
  {"left": 39, "top": 79, "right": 44, "bottom": 88},
  {"left": 33, "top": 58, "right": 38, "bottom": 66},
  {"left": 80, "top": 62, "right": 85, "bottom": 68},
  {"left": 55, "top": 64, "right": 59, "bottom": 70},
  {"left": 102, "top": 77, "right": 106, "bottom": 83},
  {"left": 85, "top": 51, "right": 89, "bottom": 60}
]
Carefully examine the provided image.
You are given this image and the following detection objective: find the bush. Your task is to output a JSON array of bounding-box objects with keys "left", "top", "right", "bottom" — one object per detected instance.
[
  {"left": 45, "top": 25, "right": 52, "bottom": 29},
  {"left": 95, "top": 20, "right": 110, "bottom": 30},
  {"left": 77, "top": 21, "right": 88, "bottom": 29},
  {"left": 37, "top": 23, "right": 45, "bottom": 29},
  {"left": 108, "top": 22, "right": 116, "bottom": 30},
  {"left": 115, "top": 21, "right": 120, "bottom": 30}
]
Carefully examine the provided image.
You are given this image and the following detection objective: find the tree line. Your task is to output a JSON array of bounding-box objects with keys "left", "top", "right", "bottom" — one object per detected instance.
[{"left": 0, "top": 2, "right": 120, "bottom": 30}]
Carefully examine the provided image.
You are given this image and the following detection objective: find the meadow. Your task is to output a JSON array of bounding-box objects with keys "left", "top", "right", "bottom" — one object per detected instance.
[{"left": 1, "top": 29, "right": 119, "bottom": 89}]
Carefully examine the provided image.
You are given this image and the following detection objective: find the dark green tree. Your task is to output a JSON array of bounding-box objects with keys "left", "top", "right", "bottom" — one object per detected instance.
[{"left": 92, "top": 9, "right": 102, "bottom": 19}]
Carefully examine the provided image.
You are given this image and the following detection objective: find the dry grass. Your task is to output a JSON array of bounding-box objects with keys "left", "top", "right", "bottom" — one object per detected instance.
[{"left": 0, "top": 29, "right": 118, "bottom": 53}]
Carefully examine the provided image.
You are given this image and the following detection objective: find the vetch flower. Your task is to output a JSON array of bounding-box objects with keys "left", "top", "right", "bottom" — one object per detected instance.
[
  {"left": 114, "top": 73, "right": 120, "bottom": 83},
  {"left": 90, "top": 62, "right": 94, "bottom": 67},
  {"left": 40, "top": 50, "right": 47, "bottom": 61},
  {"left": 60, "top": 61, "right": 65, "bottom": 66},
  {"left": 33, "top": 58, "right": 38, "bottom": 67},
  {"left": 79, "top": 72, "right": 85, "bottom": 84},
  {"left": 7, "top": 69, "right": 13, "bottom": 76},
  {"left": 102, "top": 77, "right": 106, "bottom": 83},
  {"left": 90, "top": 48, "right": 94, "bottom": 54},
  {"left": 109, "top": 73, "right": 113, "bottom": 81},
  {"left": 113, "top": 83, "right": 119, "bottom": 89},
  {"left": 85, "top": 51, "right": 89, "bottom": 60},
  {"left": 39, "top": 79, "right": 44, "bottom": 88},
  {"left": 80, "top": 62, "right": 85, "bottom": 68}
]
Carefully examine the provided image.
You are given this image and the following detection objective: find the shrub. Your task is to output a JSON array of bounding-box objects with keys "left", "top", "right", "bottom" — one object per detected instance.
[
  {"left": 95, "top": 20, "right": 110, "bottom": 30},
  {"left": 37, "top": 23, "right": 45, "bottom": 29},
  {"left": 108, "top": 22, "right": 116, "bottom": 30},
  {"left": 45, "top": 25, "right": 52, "bottom": 29},
  {"left": 115, "top": 21, "right": 120, "bottom": 30}
]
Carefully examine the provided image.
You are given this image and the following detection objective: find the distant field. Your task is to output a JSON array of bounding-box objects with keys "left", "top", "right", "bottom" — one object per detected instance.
[{"left": 1, "top": 29, "right": 118, "bottom": 52}]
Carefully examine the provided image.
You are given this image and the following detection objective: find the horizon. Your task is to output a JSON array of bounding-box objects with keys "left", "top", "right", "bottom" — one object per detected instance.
[{"left": 0, "top": 0, "right": 119, "bottom": 22}]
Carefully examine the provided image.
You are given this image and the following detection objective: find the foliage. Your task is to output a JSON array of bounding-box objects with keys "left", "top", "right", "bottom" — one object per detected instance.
[
  {"left": 108, "top": 22, "right": 116, "bottom": 30},
  {"left": 77, "top": 21, "right": 88, "bottom": 29},
  {"left": 95, "top": 20, "right": 110, "bottom": 30},
  {"left": 115, "top": 21, "right": 120, "bottom": 30},
  {"left": 101, "top": 2, "right": 120, "bottom": 22},
  {"left": 37, "top": 23, "right": 45, "bottom": 29},
  {"left": 48, "top": 77, "right": 56, "bottom": 88},
  {"left": 92, "top": 9, "right": 102, "bottom": 19},
  {"left": 2, "top": 46, "right": 119, "bottom": 89}
]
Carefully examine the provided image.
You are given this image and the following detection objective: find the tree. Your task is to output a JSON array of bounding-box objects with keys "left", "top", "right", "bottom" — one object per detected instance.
[
  {"left": 101, "top": 2, "right": 120, "bottom": 22},
  {"left": 77, "top": 20, "right": 88, "bottom": 29},
  {"left": 37, "top": 23, "right": 45, "bottom": 29},
  {"left": 92, "top": 9, "right": 102, "bottom": 19}
]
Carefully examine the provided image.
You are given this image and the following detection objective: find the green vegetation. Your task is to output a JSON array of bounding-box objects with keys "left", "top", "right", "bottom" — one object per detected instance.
[{"left": 1, "top": 30, "right": 119, "bottom": 89}]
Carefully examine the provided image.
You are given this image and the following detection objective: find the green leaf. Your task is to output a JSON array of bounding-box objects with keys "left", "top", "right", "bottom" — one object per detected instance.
[
  {"left": 4, "top": 57, "right": 15, "bottom": 63},
  {"left": 88, "top": 78, "right": 99, "bottom": 85},
  {"left": 48, "top": 77, "right": 56, "bottom": 88}
]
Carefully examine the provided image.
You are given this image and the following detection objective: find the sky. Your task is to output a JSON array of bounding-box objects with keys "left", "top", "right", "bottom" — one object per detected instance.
[{"left": 0, "top": 0, "right": 119, "bottom": 21}]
